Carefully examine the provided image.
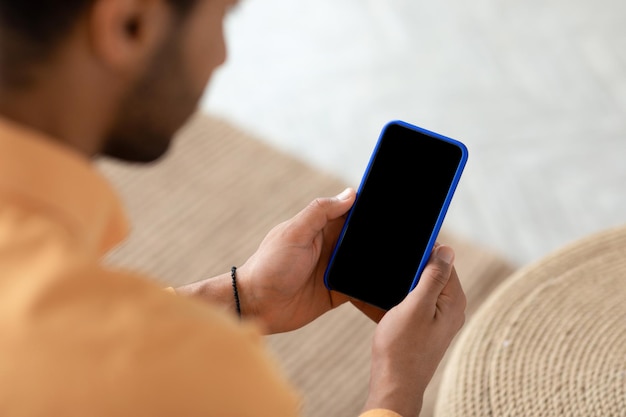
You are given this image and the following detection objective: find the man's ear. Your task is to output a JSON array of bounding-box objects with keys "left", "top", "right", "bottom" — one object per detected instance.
[{"left": 88, "top": 0, "right": 172, "bottom": 74}]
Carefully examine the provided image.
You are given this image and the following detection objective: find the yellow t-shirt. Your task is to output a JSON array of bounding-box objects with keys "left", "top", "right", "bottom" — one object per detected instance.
[{"left": 0, "top": 116, "right": 400, "bottom": 417}]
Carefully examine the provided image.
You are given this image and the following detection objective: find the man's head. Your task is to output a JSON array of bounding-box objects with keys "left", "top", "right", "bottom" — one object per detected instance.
[{"left": 0, "top": 0, "right": 236, "bottom": 162}]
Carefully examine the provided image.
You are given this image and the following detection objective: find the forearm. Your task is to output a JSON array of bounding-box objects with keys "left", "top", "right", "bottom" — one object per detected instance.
[
  {"left": 174, "top": 271, "right": 265, "bottom": 329},
  {"left": 362, "top": 385, "right": 423, "bottom": 417},
  {"left": 362, "top": 360, "right": 425, "bottom": 417},
  {"left": 359, "top": 410, "right": 404, "bottom": 417},
  {"left": 175, "top": 272, "right": 239, "bottom": 316}
]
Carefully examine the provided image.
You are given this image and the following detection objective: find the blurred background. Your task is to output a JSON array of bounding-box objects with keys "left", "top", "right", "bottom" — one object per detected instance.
[{"left": 201, "top": 0, "right": 626, "bottom": 267}]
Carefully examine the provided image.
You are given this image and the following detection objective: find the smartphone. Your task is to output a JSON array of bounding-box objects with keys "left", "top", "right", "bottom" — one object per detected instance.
[{"left": 323, "top": 120, "right": 468, "bottom": 311}]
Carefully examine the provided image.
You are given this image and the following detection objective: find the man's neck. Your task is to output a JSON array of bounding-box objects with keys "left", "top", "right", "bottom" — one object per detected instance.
[
  {"left": 0, "top": 90, "right": 100, "bottom": 158},
  {"left": 0, "top": 49, "right": 122, "bottom": 158}
]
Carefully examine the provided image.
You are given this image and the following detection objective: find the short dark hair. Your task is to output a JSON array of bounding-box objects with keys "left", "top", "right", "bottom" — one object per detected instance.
[{"left": 0, "top": 0, "right": 197, "bottom": 87}]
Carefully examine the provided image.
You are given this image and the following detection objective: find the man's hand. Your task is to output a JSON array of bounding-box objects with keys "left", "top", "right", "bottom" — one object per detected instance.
[
  {"left": 363, "top": 245, "right": 466, "bottom": 417},
  {"left": 235, "top": 188, "right": 356, "bottom": 334}
]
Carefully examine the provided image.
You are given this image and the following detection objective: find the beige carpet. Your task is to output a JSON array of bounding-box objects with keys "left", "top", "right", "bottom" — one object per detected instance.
[{"left": 97, "top": 112, "right": 516, "bottom": 417}]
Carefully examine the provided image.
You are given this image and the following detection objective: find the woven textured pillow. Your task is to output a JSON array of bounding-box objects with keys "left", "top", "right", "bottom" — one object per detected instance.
[
  {"left": 99, "top": 112, "right": 516, "bottom": 417},
  {"left": 436, "top": 224, "right": 626, "bottom": 417}
]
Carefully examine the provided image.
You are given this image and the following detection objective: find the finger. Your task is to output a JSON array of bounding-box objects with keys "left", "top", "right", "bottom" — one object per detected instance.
[
  {"left": 290, "top": 188, "right": 356, "bottom": 241},
  {"left": 350, "top": 299, "right": 386, "bottom": 323},
  {"left": 441, "top": 266, "right": 467, "bottom": 311},
  {"left": 329, "top": 290, "right": 386, "bottom": 323},
  {"left": 411, "top": 245, "right": 455, "bottom": 303},
  {"left": 442, "top": 266, "right": 463, "bottom": 298},
  {"left": 329, "top": 290, "right": 350, "bottom": 308}
]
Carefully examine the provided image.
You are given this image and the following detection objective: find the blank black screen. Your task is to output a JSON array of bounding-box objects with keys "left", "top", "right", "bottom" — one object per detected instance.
[{"left": 325, "top": 122, "right": 464, "bottom": 310}]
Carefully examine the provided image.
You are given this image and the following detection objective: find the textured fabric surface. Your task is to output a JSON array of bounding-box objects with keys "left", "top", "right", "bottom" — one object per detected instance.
[
  {"left": 436, "top": 224, "right": 626, "bottom": 417},
  {"left": 98, "top": 113, "right": 516, "bottom": 417}
]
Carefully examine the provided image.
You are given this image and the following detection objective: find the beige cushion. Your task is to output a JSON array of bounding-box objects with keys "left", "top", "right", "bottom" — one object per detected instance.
[
  {"left": 99, "top": 113, "right": 516, "bottom": 417},
  {"left": 436, "top": 224, "right": 626, "bottom": 417}
]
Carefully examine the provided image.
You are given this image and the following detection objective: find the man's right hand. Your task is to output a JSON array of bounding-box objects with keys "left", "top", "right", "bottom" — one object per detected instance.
[{"left": 362, "top": 245, "right": 466, "bottom": 417}]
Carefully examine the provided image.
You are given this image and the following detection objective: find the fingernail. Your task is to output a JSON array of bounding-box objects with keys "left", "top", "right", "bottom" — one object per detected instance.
[
  {"left": 436, "top": 246, "right": 455, "bottom": 265},
  {"left": 336, "top": 188, "right": 352, "bottom": 200}
]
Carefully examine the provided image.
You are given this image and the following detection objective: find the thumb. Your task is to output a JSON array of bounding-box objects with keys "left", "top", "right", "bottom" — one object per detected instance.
[
  {"left": 411, "top": 245, "right": 455, "bottom": 303},
  {"left": 291, "top": 188, "right": 356, "bottom": 240}
]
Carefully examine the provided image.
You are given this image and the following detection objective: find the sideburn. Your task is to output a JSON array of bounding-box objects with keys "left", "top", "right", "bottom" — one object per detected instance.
[{"left": 101, "top": 23, "right": 199, "bottom": 163}]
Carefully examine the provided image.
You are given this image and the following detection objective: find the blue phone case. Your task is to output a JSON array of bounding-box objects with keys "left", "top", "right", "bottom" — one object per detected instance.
[{"left": 324, "top": 120, "right": 468, "bottom": 297}]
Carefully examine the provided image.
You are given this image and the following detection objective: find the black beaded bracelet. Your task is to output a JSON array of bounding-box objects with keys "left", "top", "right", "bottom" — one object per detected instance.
[{"left": 231, "top": 266, "right": 242, "bottom": 318}]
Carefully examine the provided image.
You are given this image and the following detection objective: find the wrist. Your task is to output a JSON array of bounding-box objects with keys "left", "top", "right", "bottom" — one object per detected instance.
[
  {"left": 174, "top": 271, "right": 250, "bottom": 319},
  {"left": 232, "top": 264, "right": 267, "bottom": 326},
  {"left": 364, "top": 394, "right": 423, "bottom": 417},
  {"left": 230, "top": 265, "right": 263, "bottom": 323},
  {"left": 175, "top": 267, "right": 267, "bottom": 328},
  {"left": 363, "top": 391, "right": 423, "bottom": 417},
  {"left": 364, "top": 360, "right": 425, "bottom": 417},
  {"left": 231, "top": 267, "right": 242, "bottom": 317}
]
